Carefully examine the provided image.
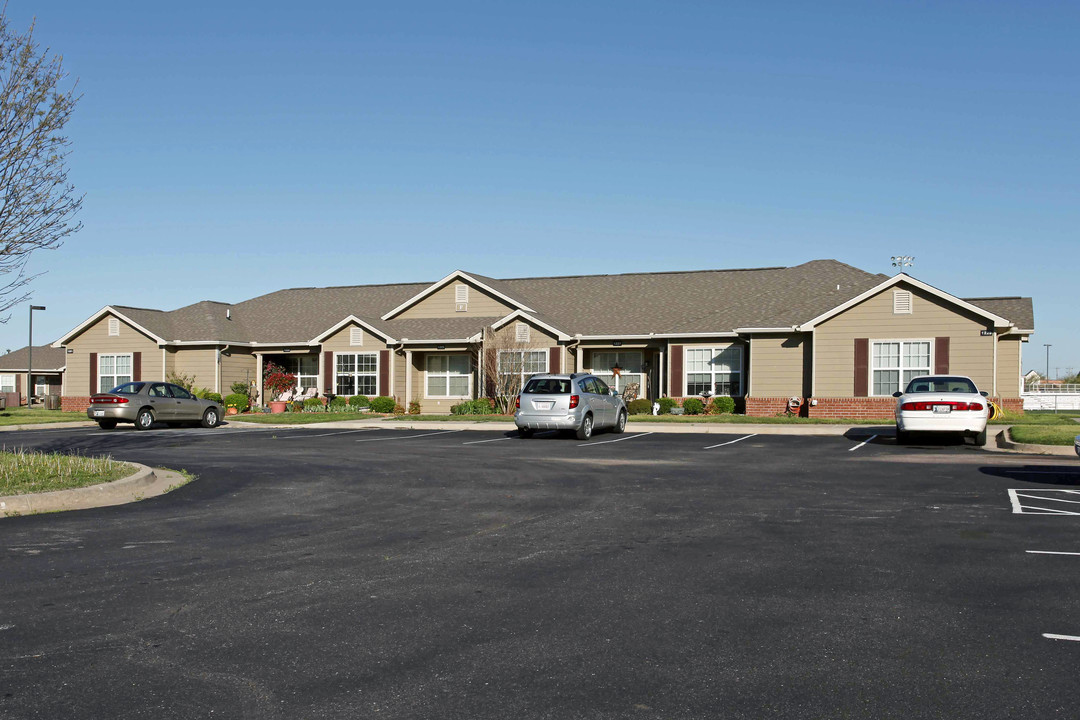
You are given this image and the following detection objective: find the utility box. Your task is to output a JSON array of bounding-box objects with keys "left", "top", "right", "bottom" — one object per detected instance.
[
  {"left": 45, "top": 394, "right": 60, "bottom": 410},
  {"left": 0, "top": 395, "right": 6, "bottom": 410}
]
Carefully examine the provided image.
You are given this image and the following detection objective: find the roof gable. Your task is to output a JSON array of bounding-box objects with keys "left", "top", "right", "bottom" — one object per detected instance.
[
  {"left": 53, "top": 306, "right": 169, "bottom": 347},
  {"left": 380, "top": 270, "right": 536, "bottom": 321}
]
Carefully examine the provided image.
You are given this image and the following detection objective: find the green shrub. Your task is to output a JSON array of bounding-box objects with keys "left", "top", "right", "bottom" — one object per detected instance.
[
  {"left": 408, "top": 400, "right": 421, "bottom": 415},
  {"left": 224, "top": 393, "right": 249, "bottom": 410},
  {"left": 166, "top": 371, "right": 195, "bottom": 391},
  {"left": 627, "top": 398, "right": 652, "bottom": 415},
  {"left": 657, "top": 397, "right": 678, "bottom": 415},
  {"left": 682, "top": 397, "right": 704, "bottom": 415},
  {"left": 712, "top": 396, "right": 736, "bottom": 414},
  {"left": 329, "top": 396, "right": 348, "bottom": 410},
  {"left": 303, "top": 397, "right": 323, "bottom": 410},
  {"left": 200, "top": 392, "right": 223, "bottom": 404},
  {"left": 230, "top": 381, "right": 251, "bottom": 397},
  {"left": 290, "top": 401, "right": 304, "bottom": 413},
  {"left": 348, "top": 395, "right": 369, "bottom": 407},
  {"left": 368, "top": 396, "right": 396, "bottom": 413},
  {"left": 451, "top": 398, "right": 497, "bottom": 415}
]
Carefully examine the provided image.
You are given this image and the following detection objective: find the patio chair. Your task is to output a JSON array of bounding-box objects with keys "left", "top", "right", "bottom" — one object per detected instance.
[
  {"left": 276, "top": 388, "right": 295, "bottom": 402},
  {"left": 300, "top": 387, "right": 317, "bottom": 401}
]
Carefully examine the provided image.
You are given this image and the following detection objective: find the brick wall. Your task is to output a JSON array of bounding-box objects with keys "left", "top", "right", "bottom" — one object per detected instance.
[
  {"left": 807, "top": 397, "right": 895, "bottom": 419},
  {"left": 61, "top": 396, "right": 92, "bottom": 412},
  {"left": 745, "top": 397, "right": 798, "bottom": 416}
]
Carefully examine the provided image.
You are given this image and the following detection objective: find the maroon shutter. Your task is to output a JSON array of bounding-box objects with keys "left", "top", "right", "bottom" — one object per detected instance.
[
  {"left": 132, "top": 351, "right": 142, "bottom": 382},
  {"left": 378, "top": 350, "right": 389, "bottom": 396},
  {"left": 15, "top": 373, "right": 21, "bottom": 405},
  {"left": 323, "top": 351, "right": 333, "bottom": 394},
  {"left": 549, "top": 346, "right": 561, "bottom": 374},
  {"left": 89, "top": 353, "right": 98, "bottom": 395},
  {"left": 934, "top": 337, "right": 950, "bottom": 374},
  {"left": 853, "top": 338, "right": 869, "bottom": 397},
  {"left": 669, "top": 345, "right": 683, "bottom": 396},
  {"left": 484, "top": 348, "right": 497, "bottom": 398}
]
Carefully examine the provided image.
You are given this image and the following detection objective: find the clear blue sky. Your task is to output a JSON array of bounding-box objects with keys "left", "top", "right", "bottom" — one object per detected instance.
[{"left": 3, "top": 1, "right": 1076, "bottom": 376}]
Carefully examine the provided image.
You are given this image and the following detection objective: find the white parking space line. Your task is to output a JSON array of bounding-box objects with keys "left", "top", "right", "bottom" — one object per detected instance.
[
  {"left": 1008, "top": 489, "right": 1080, "bottom": 515},
  {"left": 276, "top": 429, "right": 378, "bottom": 440},
  {"left": 354, "top": 430, "right": 462, "bottom": 443},
  {"left": 1027, "top": 551, "right": 1080, "bottom": 556},
  {"left": 578, "top": 432, "right": 653, "bottom": 447},
  {"left": 847, "top": 435, "right": 878, "bottom": 452},
  {"left": 703, "top": 434, "right": 757, "bottom": 450},
  {"left": 462, "top": 436, "right": 514, "bottom": 445},
  {"left": 1043, "top": 634, "right": 1080, "bottom": 642}
]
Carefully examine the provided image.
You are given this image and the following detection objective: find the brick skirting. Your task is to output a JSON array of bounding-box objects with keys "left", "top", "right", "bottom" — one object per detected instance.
[
  {"left": 804, "top": 396, "right": 1023, "bottom": 420},
  {"left": 745, "top": 397, "right": 803, "bottom": 417},
  {"left": 61, "top": 396, "right": 92, "bottom": 412}
]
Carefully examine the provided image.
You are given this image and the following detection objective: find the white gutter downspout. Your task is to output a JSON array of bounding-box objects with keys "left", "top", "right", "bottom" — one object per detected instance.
[{"left": 162, "top": 347, "right": 167, "bottom": 382}]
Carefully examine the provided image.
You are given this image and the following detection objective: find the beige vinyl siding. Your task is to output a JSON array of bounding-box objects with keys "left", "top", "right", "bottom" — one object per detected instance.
[
  {"left": 490, "top": 320, "right": 558, "bottom": 352},
  {"left": 64, "top": 315, "right": 162, "bottom": 396},
  {"left": 814, "top": 284, "right": 994, "bottom": 397},
  {"left": 394, "top": 350, "right": 408, "bottom": 403},
  {"left": 220, "top": 348, "right": 257, "bottom": 396},
  {"left": 172, "top": 348, "right": 218, "bottom": 391},
  {"left": 409, "top": 350, "right": 474, "bottom": 414},
  {"left": 749, "top": 334, "right": 807, "bottom": 397},
  {"left": 995, "top": 335, "right": 1023, "bottom": 398},
  {"left": 397, "top": 282, "right": 512, "bottom": 319},
  {"left": 321, "top": 323, "right": 389, "bottom": 352}
]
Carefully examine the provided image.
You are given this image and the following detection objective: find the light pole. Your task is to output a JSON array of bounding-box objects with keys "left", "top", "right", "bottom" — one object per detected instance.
[
  {"left": 1044, "top": 344, "right": 1051, "bottom": 381},
  {"left": 28, "top": 305, "right": 45, "bottom": 407}
]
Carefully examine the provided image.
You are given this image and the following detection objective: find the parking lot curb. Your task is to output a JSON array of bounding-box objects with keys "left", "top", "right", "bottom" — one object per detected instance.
[
  {"left": 996, "top": 428, "right": 1078, "bottom": 457},
  {"left": 0, "top": 421, "right": 97, "bottom": 432},
  {"left": 0, "top": 463, "right": 189, "bottom": 517}
]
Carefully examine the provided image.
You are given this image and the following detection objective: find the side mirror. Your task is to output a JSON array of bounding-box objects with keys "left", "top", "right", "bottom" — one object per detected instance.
[
  {"left": 980, "top": 391, "right": 989, "bottom": 397},
  {"left": 610, "top": 389, "right": 617, "bottom": 396},
  {"left": 892, "top": 391, "right": 903, "bottom": 398}
]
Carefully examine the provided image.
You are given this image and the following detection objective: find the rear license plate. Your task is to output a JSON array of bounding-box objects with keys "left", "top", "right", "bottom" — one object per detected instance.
[
  {"left": 534, "top": 401, "right": 554, "bottom": 410},
  {"left": 93, "top": 410, "right": 105, "bottom": 417},
  {"left": 933, "top": 405, "right": 951, "bottom": 414}
]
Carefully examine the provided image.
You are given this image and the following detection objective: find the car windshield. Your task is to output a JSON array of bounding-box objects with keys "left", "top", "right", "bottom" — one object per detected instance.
[
  {"left": 109, "top": 382, "right": 146, "bottom": 395},
  {"left": 523, "top": 378, "right": 571, "bottom": 394},
  {"left": 905, "top": 376, "right": 978, "bottom": 394}
]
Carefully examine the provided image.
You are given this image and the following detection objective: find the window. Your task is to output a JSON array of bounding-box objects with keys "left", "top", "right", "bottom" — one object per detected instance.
[
  {"left": 276, "top": 354, "right": 319, "bottom": 391},
  {"left": 685, "top": 346, "right": 743, "bottom": 397},
  {"left": 893, "top": 290, "right": 913, "bottom": 314},
  {"left": 34, "top": 375, "right": 47, "bottom": 396},
  {"left": 498, "top": 349, "right": 547, "bottom": 394},
  {"left": 108, "top": 317, "right": 120, "bottom": 336},
  {"left": 0, "top": 374, "right": 14, "bottom": 393},
  {"left": 872, "top": 340, "right": 931, "bottom": 395},
  {"left": 99, "top": 354, "right": 133, "bottom": 393},
  {"left": 427, "top": 354, "right": 471, "bottom": 397},
  {"left": 336, "top": 352, "right": 378, "bottom": 396},
  {"left": 455, "top": 284, "right": 468, "bottom": 312},
  {"left": 349, "top": 327, "right": 364, "bottom": 346},
  {"left": 515, "top": 323, "right": 530, "bottom": 343},
  {"left": 591, "top": 351, "right": 643, "bottom": 393}
]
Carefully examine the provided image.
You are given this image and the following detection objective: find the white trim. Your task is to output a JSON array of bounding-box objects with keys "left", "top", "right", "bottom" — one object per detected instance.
[
  {"left": 576, "top": 332, "right": 741, "bottom": 341},
  {"left": 0, "top": 373, "right": 15, "bottom": 394},
  {"left": 97, "top": 352, "right": 135, "bottom": 394},
  {"left": 53, "top": 306, "right": 167, "bottom": 347},
  {"left": 490, "top": 309, "right": 573, "bottom": 342},
  {"left": 892, "top": 289, "right": 913, "bottom": 314},
  {"left": 423, "top": 353, "right": 473, "bottom": 400},
  {"left": 683, "top": 344, "right": 745, "bottom": 398},
  {"left": 992, "top": 332, "right": 998, "bottom": 397},
  {"left": 381, "top": 270, "right": 536, "bottom": 321},
  {"left": 107, "top": 317, "right": 120, "bottom": 336},
  {"left": 868, "top": 338, "right": 933, "bottom": 397},
  {"left": 332, "top": 351, "right": 379, "bottom": 397},
  {"left": 405, "top": 350, "right": 413, "bottom": 403},
  {"left": 310, "top": 315, "right": 396, "bottom": 345},
  {"left": 799, "top": 274, "right": 1012, "bottom": 330},
  {"left": 734, "top": 327, "right": 797, "bottom": 333}
]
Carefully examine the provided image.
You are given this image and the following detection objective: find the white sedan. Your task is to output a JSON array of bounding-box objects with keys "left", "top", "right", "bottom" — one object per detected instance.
[{"left": 893, "top": 375, "right": 990, "bottom": 446}]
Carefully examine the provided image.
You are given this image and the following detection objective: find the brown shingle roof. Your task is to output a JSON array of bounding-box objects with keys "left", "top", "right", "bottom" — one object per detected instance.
[
  {"left": 964, "top": 297, "right": 1035, "bottom": 331},
  {"left": 0, "top": 345, "right": 66, "bottom": 371}
]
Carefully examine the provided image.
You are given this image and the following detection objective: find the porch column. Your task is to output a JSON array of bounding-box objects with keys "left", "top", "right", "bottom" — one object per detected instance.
[
  {"left": 657, "top": 349, "right": 665, "bottom": 397},
  {"left": 405, "top": 350, "right": 412, "bottom": 404},
  {"left": 254, "top": 353, "right": 264, "bottom": 406}
]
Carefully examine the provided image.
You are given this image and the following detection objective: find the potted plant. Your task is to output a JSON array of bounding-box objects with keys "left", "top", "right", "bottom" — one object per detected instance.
[{"left": 264, "top": 361, "right": 297, "bottom": 414}]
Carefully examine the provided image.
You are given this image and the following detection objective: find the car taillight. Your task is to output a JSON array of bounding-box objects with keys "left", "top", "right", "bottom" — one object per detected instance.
[
  {"left": 569, "top": 394, "right": 579, "bottom": 409},
  {"left": 901, "top": 401, "right": 983, "bottom": 411},
  {"left": 91, "top": 396, "right": 129, "bottom": 405},
  {"left": 516, "top": 396, "right": 520, "bottom": 410}
]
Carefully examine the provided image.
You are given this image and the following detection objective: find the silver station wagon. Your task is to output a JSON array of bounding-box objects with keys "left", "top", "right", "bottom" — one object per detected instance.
[
  {"left": 87, "top": 382, "right": 223, "bottom": 430},
  {"left": 515, "top": 373, "right": 627, "bottom": 440}
]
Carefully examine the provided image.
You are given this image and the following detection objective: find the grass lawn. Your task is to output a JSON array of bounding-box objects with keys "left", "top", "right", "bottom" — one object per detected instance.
[
  {"left": 991, "top": 411, "right": 1080, "bottom": 426},
  {"left": 228, "top": 412, "right": 385, "bottom": 425},
  {"left": 388, "top": 414, "right": 514, "bottom": 422},
  {"left": 0, "top": 450, "right": 136, "bottom": 496},
  {"left": 1008, "top": 426, "right": 1080, "bottom": 447},
  {"left": 0, "top": 408, "right": 87, "bottom": 426}
]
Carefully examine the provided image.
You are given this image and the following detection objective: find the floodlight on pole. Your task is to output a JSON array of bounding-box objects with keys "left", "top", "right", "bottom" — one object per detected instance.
[{"left": 891, "top": 256, "right": 915, "bottom": 269}]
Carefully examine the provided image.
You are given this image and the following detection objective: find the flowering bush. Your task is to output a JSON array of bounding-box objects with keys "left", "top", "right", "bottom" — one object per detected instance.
[{"left": 263, "top": 361, "right": 297, "bottom": 398}]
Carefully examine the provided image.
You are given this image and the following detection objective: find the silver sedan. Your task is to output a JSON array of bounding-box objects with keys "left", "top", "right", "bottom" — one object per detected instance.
[{"left": 87, "top": 382, "right": 223, "bottom": 430}]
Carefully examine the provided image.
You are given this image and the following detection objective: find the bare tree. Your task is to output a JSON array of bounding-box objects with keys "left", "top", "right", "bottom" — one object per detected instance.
[
  {"left": 0, "top": 10, "right": 82, "bottom": 320},
  {"left": 476, "top": 325, "right": 547, "bottom": 414}
]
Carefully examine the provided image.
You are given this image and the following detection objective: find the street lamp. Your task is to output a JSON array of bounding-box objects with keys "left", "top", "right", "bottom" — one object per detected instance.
[
  {"left": 1044, "top": 344, "right": 1052, "bottom": 381},
  {"left": 28, "top": 305, "right": 45, "bottom": 407}
]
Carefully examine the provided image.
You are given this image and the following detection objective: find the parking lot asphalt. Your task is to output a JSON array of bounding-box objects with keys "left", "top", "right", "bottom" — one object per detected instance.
[{"left": 1, "top": 425, "right": 1078, "bottom": 719}]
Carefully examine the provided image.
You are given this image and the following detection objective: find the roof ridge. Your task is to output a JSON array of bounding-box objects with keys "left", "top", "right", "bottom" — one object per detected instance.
[
  {"left": 964, "top": 296, "right": 1026, "bottom": 300},
  {"left": 112, "top": 304, "right": 167, "bottom": 313},
  {"left": 497, "top": 265, "right": 789, "bottom": 283}
]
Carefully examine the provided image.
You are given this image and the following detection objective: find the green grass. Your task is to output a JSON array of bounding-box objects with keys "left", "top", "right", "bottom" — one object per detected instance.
[
  {"left": 1008, "top": 426, "right": 1080, "bottom": 446},
  {"left": 0, "top": 449, "right": 136, "bottom": 496},
  {"left": 990, "top": 411, "right": 1080, "bottom": 426},
  {"left": 387, "top": 414, "right": 514, "bottom": 422},
  {"left": 0, "top": 408, "right": 86, "bottom": 426},
  {"left": 228, "top": 412, "right": 385, "bottom": 424}
]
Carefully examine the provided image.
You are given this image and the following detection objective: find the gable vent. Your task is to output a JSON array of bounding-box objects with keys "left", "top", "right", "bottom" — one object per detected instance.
[
  {"left": 455, "top": 284, "right": 468, "bottom": 312},
  {"left": 349, "top": 327, "right": 364, "bottom": 346},
  {"left": 893, "top": 290, "right": 913, "bottom": 314},
  {"left": 108, "top": 317, "right": 120, "bottom": 336},
  {"left": 515, "top": 322, "right": 530, "bottom": 343}
]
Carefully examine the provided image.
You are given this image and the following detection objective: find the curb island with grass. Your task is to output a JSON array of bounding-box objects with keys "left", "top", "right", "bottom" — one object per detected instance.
[{"left": 0, "top": 449, "right": 136, "bottom": 495}]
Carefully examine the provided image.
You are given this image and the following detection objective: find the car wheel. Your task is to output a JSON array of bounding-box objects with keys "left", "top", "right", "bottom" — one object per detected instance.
[
  {"left": 201, "top": 408, "right": 220, "bottom": 429},
  {"left": 576, "top": 413, "right": 594, "bottom": 440},
  {"left": 613, "top": 410, "right": 627, "bottom": 434},
  {"left": 971, "top": 429, "right": 987, "bottom": 447},
  {"left": 97, "top": 420, "right": 117, "bottom": 430},
  {"left": 518, "top": 428, "right": 534, "bottom": 439},
  {"left": 135, "top": 408, "right": 155, "bottom": 431},
  {"left": 896, "top": 429, "right": 908, "bottom": 445}
]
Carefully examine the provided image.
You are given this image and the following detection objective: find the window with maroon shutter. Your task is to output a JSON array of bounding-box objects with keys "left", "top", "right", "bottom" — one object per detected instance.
[
  {"left": 669, "top": 345, "right": 683, "bottom": 396},
  {"left": 323, "top": 351, "right": 333, "bottom": 393},
  {"left": 853, "top": 338, "right": 869, "bottom": 397},
  {"left": 132, "top": 352, "right": 142, "bottom": 382},
  {"left": 378, "top": 350, "right": 390, "bottom": 396},
  {"left": 549, "top": 347, "right": 561, "bottom": 374},
  {"left": 934, "top": 337, "right": 950, "bottom": 374}
]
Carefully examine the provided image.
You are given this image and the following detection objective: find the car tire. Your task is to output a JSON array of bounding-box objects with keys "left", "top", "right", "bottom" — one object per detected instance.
[
  {"left": 576, "top": 413, "right": 594, "bottom": 441},
  {"left": 613, "top": 410, "right": 627, "bottom": 434},
  {"left": 972, "top": 429, "right": 987, "bottom": 447},
  {"left": 135, "top": 408, "right": 155, "bottom": 431},
  {"left": 97, "top": 420, "right": 117, "bottom": 430},
  {"left": 518, "top": 428, "right": 534, "bottom": 438},
  {"left": 896, "top": 429, "right": 908, "bottom": 445},
  {"left": 201, "top": 408, "right": 220, "bottom": 429}
]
